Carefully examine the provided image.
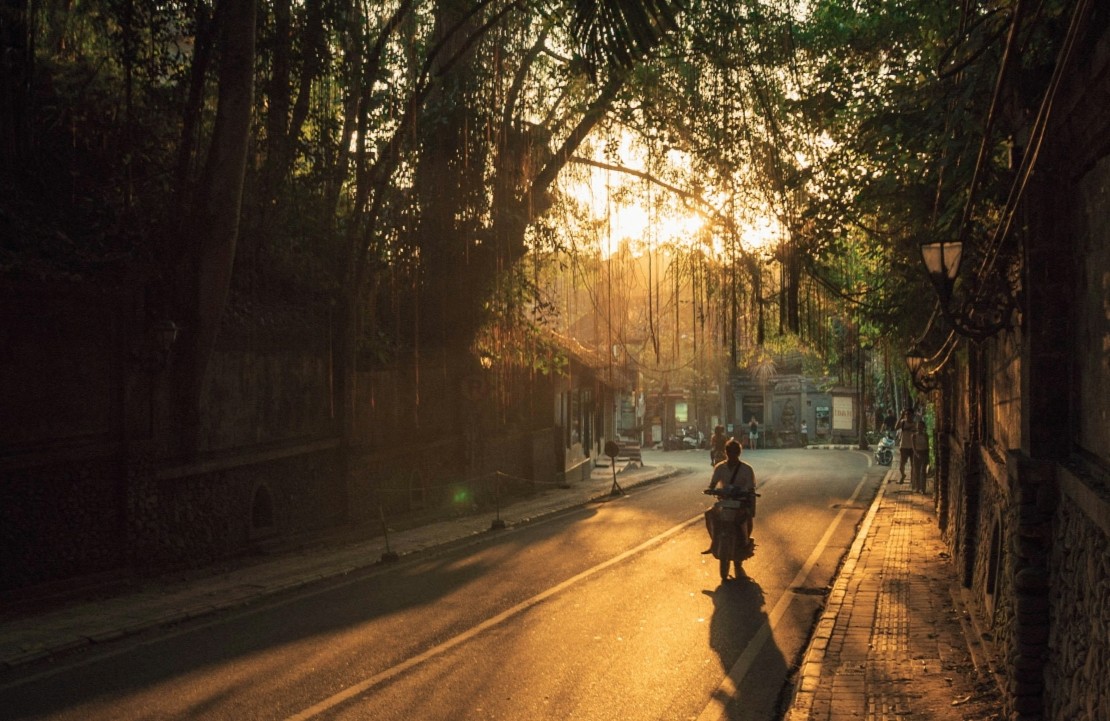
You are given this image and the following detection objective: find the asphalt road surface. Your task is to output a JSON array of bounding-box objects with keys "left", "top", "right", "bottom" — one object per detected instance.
[{"left": 0, "top": 447, "right": 882, "bottom": 721}]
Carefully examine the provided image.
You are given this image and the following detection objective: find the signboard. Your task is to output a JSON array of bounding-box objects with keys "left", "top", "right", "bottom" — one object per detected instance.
[
  {"left": 815, "top": 406, "right": 831, "bottom": 436},
  {"left": 832, "top": 396, "right": 855, "bottom": 431}
]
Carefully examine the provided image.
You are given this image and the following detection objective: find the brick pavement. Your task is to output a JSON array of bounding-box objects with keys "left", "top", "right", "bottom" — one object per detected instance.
[{"left": 785, "top": 471, "right": 1002, "bottom": 721}]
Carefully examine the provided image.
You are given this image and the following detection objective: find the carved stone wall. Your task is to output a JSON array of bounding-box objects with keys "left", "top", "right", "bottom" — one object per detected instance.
[
  {"left": 128, "top": 446, "right": 346, "bottom": 572},
  {"left": 1046, "top": 468, "right": 1110, "bottom": 721},
  {"left": 0, "top": 454, "right": 126, "bottom": 591}
]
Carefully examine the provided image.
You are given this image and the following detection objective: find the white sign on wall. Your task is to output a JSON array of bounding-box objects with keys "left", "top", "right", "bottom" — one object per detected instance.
[{"left": 832, "top": 396, "right": 855, "bottom": 431}]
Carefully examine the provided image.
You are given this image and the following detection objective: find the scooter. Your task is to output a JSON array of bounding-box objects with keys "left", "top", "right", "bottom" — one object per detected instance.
[
  {"left": 875, "top": 432, "right": 895, "bottom": 466},
  {"left": 703, "top": 487, "right": 759, "bottom": 581}
]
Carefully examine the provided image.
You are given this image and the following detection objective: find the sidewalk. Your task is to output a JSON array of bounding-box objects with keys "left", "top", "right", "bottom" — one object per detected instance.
[
  {"left": 0, "top": 460, "right": 679, "bottom": 671},
  {"left": 784, "top": 468, "right": 1003, "bottom": 720}
]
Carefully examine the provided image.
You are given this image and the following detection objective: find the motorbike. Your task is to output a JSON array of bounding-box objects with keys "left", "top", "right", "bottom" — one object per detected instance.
[
  {"left": 703, "top": 487, "right": 758, "bottom": 581},
  {"left": 875, "top": 432, "right": 895, "bottom": 466}
]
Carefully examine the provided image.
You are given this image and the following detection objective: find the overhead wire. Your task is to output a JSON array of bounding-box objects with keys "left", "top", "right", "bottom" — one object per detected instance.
[
  {"left": 976, "top": 0, "right": 1092, "bottom": 284},
  {"left": 919, "top": 0, "right": 1091, "bottom": 340}
]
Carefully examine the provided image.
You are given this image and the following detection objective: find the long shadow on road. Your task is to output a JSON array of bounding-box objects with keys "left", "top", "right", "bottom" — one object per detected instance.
[
  {"left": 703, "top": 578, "right": 791, "bottom": 721},
  {"left": 1, "top": 493, "right": 703, "bottom": 720}
]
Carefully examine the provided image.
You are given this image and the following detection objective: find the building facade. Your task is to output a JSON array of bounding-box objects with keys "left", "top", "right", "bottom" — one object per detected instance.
[{"left": 936, "top": 12, "right": 1110, "bottom": 720}]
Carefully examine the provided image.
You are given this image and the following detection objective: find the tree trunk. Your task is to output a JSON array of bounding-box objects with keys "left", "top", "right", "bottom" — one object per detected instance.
[
  {"left": 412, "top": 0, "right": 488, "bottom": 352},
  {"left": 0, "top": 0, "right": 30, "bottom": 163},
  {"left": 173, "top": 0, "right": 257, "bottom": 457}
]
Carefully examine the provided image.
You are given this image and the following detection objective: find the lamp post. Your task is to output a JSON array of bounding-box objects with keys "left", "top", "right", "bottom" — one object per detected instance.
[
  {"left": 905, "top": 346, "right": 941, "bottom": 394},
  {"left": 920, "top": 240, "right": 963, "bottom": 302},
  {"left": 906, "top": 347, "right": 925, "bottom": 378},
  {"left": 919, "top": 239, "right": 1013, "bottom": 342}
]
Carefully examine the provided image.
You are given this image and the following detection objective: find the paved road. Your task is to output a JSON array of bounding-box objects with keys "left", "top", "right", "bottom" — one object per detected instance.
[{"left": 0, "top": 448, "right": 882, "bottom": 720}]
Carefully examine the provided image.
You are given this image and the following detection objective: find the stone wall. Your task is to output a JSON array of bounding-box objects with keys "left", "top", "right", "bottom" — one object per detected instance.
[
  {"left": 942, "top": 438, "right": 968, "bottom": 578},
  {"left": 0, "top": 286, "right": 131, "bottom": 592},
  {"left": 938, "top": 18, "right": 1110, "bottom": 721},
  {"left": 0, "top": 453, "right": 126, "bottom": 591},
  {"left": 1002, "top": 455, "right": 1056, "bottom": 721},
  {"left": 0, "top": 286, "right": 123, "bottom": 450},
  {"left": 1046, "top": 467, "right": 1110, "bottom": 721},
  {"left": 352, "top": 365, "right": 455, "bottom": 451},
  {"left": 968, "top": 454, "right": 1009, "bottom": 631},
  {"left": 1075, "top": 154, "right": 1110, "bottom": 462},
  {"left": 1037, "top": 19, "right": 1110, "bottom": 720},
  {"left": 345, "top": 428, "right": 556, "bottom": 524},
  {"left": 200, "top": 348, "right": 336, "bottom": 452},
  {"left": 128, "top": 445, "right": 346, "bottom": 571}
]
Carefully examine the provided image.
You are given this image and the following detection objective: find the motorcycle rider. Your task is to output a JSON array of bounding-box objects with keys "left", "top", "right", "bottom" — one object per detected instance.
[{"left": 702, "top": 438, "right": 756, "bottom": 554}]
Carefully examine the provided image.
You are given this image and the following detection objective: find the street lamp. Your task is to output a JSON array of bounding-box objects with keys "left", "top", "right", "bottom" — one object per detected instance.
[
  {"left": 906, "top": 348, "right": 925, "bottom": 376},
  {"left": 920, "top": 240, "right": 962, "bottom": 302},
  {"left": 919, "top": 239, "right": 1013, "bottom": 342},
  {"left": 905, "top": 346, "right": 941, "bottom": 393}
]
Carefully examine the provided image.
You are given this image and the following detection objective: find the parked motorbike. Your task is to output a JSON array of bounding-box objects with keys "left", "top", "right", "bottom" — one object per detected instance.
[
  {"left": 665, "top": 426, "right": 706, "bottom": 451},
  {"left": 703, "top": 487, "right": 758, "bottom": 580},
  {"left": 875, "top": 432, "right": 895, "bottom": 466}
]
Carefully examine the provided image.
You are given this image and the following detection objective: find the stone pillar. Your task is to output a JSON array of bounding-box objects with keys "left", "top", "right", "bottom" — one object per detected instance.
[
  {"left": 1007, "top": 453, "right": 1057, "bottom": 721},
  {"left": 1021, "top": 158, "right": 1072, "bottom": 461}
]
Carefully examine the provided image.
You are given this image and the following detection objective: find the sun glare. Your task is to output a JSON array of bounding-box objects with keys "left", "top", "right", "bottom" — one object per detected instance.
[
  {"left": 605, "top": 203, "right": 706, "bottom": 257},
  {"left": 564, "top": 130, "right": 782, "bottom": 260},
  {"left": 740, "top": 215, "right": 783, "bottom": 253}
]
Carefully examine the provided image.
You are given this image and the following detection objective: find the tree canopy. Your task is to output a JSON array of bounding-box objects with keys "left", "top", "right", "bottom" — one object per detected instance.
[{"left": 0, "top": 0, "right": 1079, "bottom": 430}]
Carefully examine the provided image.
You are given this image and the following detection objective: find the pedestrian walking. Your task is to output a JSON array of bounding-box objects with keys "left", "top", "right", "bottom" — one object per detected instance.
[
  {"left": 895, "top": 409, "right": 915, "bottom": 482},
  {"left": 911, "top": 419, "right": 929, "bottom": 493},
  {"left": 748, "top": 416, "right": 759, "bottom": 451},
  {"left": 710, "top": 424, "right": 728, "bottom": 465}
]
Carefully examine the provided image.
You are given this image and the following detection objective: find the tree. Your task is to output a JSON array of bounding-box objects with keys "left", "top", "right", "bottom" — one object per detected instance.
[{"left": 167, "top": 0, "right": 258, "bottom": 456}]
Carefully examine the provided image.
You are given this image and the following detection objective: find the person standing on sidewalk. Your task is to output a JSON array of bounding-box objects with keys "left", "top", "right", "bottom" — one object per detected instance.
[
  {"left": 894, "top": 409, "right": 915, "bottom": 482},
  {"left": 748, "top": 416, "right": 759, "bottom": 451},
  {"left": 910, "top": 419, "right": 929, "bottom": 493}
]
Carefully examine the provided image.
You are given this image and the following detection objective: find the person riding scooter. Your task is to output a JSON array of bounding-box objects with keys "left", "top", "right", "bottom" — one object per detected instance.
[{"left": 702, "top": 438, "right": 756, "bottom": 554}]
